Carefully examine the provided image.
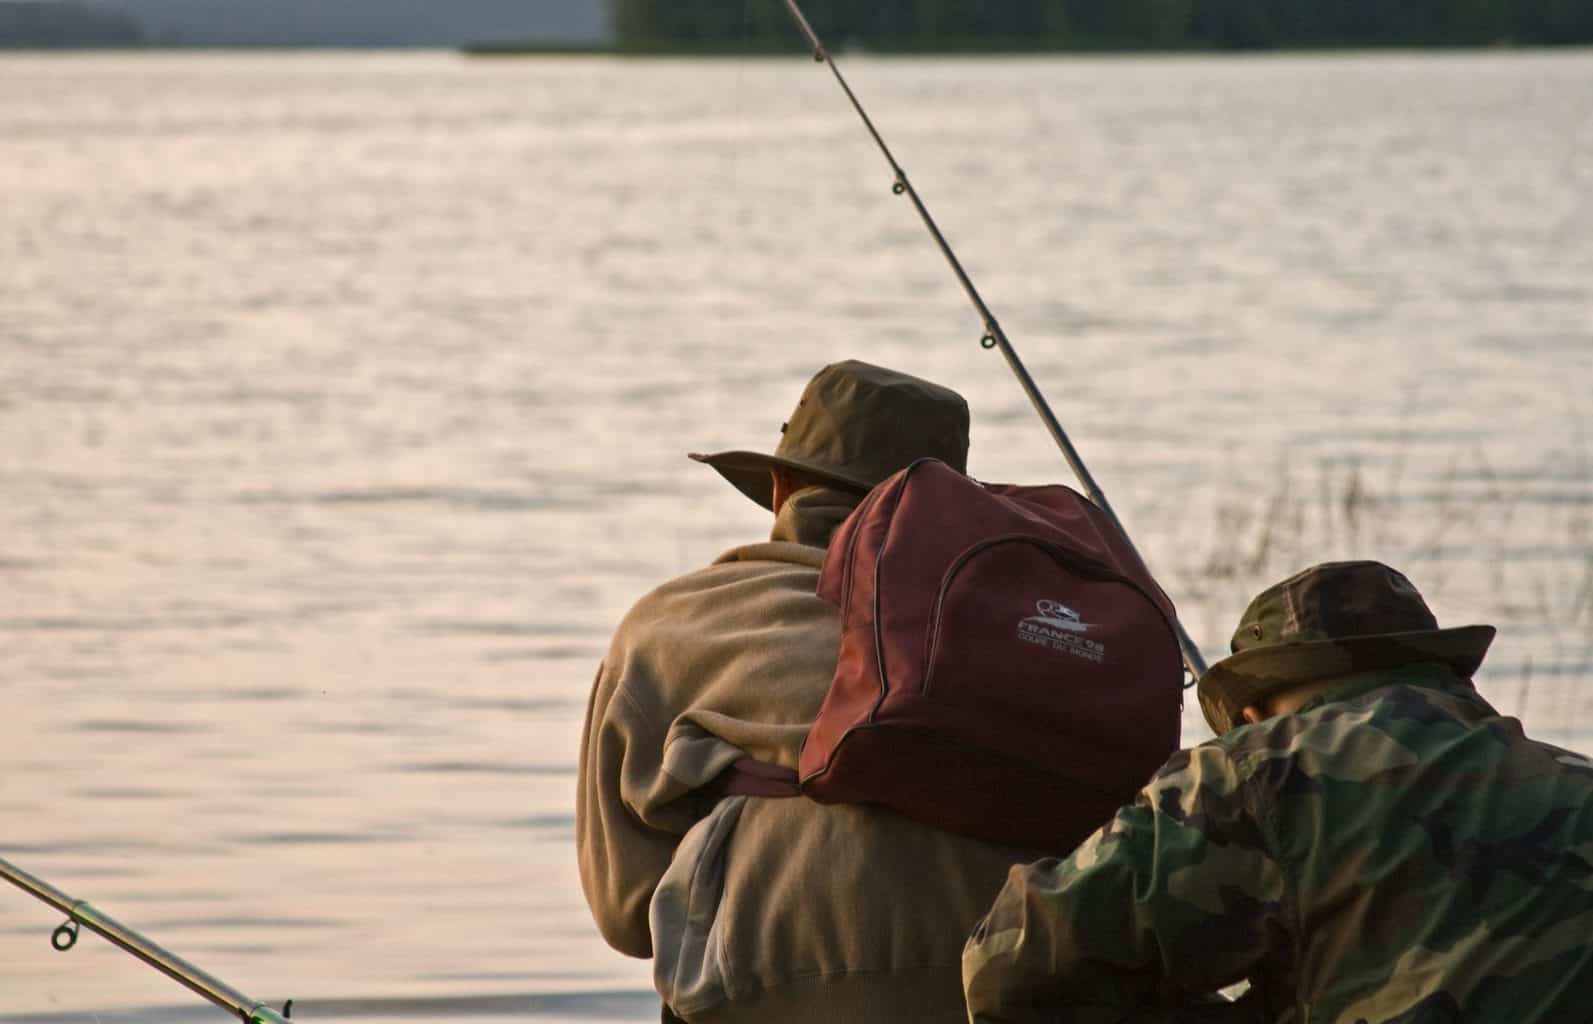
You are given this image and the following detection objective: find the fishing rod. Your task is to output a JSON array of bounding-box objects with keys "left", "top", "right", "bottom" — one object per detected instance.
[
  {"left": 0, "top": 854, "right": 295, "bottom": 1024},
  {"left": 776, "top": 0, "right": 1207, "bottom": 682}
]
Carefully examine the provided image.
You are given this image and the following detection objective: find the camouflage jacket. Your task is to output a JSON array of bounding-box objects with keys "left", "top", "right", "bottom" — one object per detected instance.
[{"left": 962, "top": 664, "right": 1593, "bottom": 1024}]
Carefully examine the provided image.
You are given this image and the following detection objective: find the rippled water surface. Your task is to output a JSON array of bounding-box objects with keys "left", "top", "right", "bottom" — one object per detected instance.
[{"left": 2, "top": 50, "right": 1590, "bottom": 1022}]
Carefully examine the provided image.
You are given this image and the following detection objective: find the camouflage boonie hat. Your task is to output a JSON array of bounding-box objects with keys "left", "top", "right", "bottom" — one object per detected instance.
[
  {"left": 690, "top": 360, "right": 969, "bottom": 510},
  {"left": 1198, "top": 560, "right": 1495, "bottom": 735}
]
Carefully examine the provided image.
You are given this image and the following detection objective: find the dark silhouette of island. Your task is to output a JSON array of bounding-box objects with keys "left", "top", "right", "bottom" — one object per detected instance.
[
  {"left": 0, "top": 1, "right": 142, "bottom": 47},
  {"left": 606, "top": 0, "right": 1593, "bottom": 51},
  {"left": 14, "top": 0, "right": 604, "bottom": 48}
]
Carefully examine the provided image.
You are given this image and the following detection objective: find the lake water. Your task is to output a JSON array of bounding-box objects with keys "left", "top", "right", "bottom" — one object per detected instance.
[{"left": 1, "top": 50, "right": 1589, "bottom": 1023}]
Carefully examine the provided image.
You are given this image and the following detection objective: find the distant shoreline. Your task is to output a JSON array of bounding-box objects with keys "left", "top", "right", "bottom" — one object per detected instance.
[
  {"left": 2, "top": 40, "right": 1586, "bottom": 56},
  {"left": 460, "top": 35, "right": 1588, "bottom": 58}
]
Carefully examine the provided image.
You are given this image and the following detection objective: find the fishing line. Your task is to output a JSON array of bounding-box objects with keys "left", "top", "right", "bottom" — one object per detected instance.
[{"left": 775, "top": 0, "right": 1207, "bottom": 682}]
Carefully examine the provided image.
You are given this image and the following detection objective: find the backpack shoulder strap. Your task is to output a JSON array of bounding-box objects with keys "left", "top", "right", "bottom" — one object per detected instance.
[{"left": 714, "top": 756, "right": 801, "bottom": 798}]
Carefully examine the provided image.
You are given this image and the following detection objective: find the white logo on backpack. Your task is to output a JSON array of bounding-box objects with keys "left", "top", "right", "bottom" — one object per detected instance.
[{"left": 1017, "top": 599, "right": 1107, "bottom": 663}]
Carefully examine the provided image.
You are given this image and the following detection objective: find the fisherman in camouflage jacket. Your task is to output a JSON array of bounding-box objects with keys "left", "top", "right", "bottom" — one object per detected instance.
[{"left": 963, "top": 560, "right": 1593, "bottom": 1023}]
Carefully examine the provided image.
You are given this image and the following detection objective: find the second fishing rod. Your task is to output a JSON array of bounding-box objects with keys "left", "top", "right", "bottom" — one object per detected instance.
[
  {"left": 776, "top": 0, "right": 1208, "bottom": 682},
  {"left": 0, "top": 854, "right": 293, "bottom": 1023}
]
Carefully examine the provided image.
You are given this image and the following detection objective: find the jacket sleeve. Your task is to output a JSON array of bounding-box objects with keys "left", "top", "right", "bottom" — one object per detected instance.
[
  {"left": 962, "top": 745, "right": 1289, "bottom": 1023},
  {"left": 575, "top": 658, "right": 684, "bottom": 959}
]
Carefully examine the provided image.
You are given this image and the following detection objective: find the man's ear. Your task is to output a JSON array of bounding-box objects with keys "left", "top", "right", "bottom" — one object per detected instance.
[
  {"left": 770, "top": 468, "right": 791, "bottom": 515},
  {"left": 1241, "top": 705, "right": 1267, "bottom": 726}
]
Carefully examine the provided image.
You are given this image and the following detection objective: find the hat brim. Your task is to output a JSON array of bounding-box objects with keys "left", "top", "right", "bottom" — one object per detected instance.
[
  {"left": 688, "top": 450, "right": 875, "bottom": 511},
  {"left": 1197, "top": 624, "right": 1496, "bottom": 735}
]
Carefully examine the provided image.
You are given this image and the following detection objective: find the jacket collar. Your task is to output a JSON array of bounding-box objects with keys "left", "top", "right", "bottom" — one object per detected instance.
[
  {"left": 1293, "top": 662, "right": 1497, "bottom": 719},
  {"left": 769, "top": 486, "right": 864, "bottom": 549}
]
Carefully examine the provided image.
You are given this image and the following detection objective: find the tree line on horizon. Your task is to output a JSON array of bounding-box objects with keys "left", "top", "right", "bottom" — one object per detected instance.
[{"left": 611, "top": 0, "right": 1593, "bottom": 51}]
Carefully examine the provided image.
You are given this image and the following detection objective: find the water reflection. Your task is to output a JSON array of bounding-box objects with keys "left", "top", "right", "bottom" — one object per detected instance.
[{"left": 0, "top": 50, "right": 1588, "bottom": 1023}]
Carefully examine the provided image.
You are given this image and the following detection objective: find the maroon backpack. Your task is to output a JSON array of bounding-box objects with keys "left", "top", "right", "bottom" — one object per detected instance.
[{"left": 724, "top": 458, "right": 1184, "bottom": 852}]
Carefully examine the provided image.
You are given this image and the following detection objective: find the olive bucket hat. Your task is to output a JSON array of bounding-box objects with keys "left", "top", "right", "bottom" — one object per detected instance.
[
  {"left": 689, "top": 360, "right": 970, "bottom": 510},
  {"left": 1197, "top": 560, "right": 1495, "bottom": 735}
]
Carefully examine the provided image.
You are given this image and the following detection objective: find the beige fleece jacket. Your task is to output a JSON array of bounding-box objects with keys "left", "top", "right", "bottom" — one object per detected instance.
[{"left": 576, "top": 487, "right": 1030, "bottom": 1022}]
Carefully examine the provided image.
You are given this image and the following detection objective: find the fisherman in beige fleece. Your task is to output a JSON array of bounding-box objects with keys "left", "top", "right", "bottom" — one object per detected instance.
[{"left": 577, "top": 360, "right": 1029, "bottom": 1023}]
